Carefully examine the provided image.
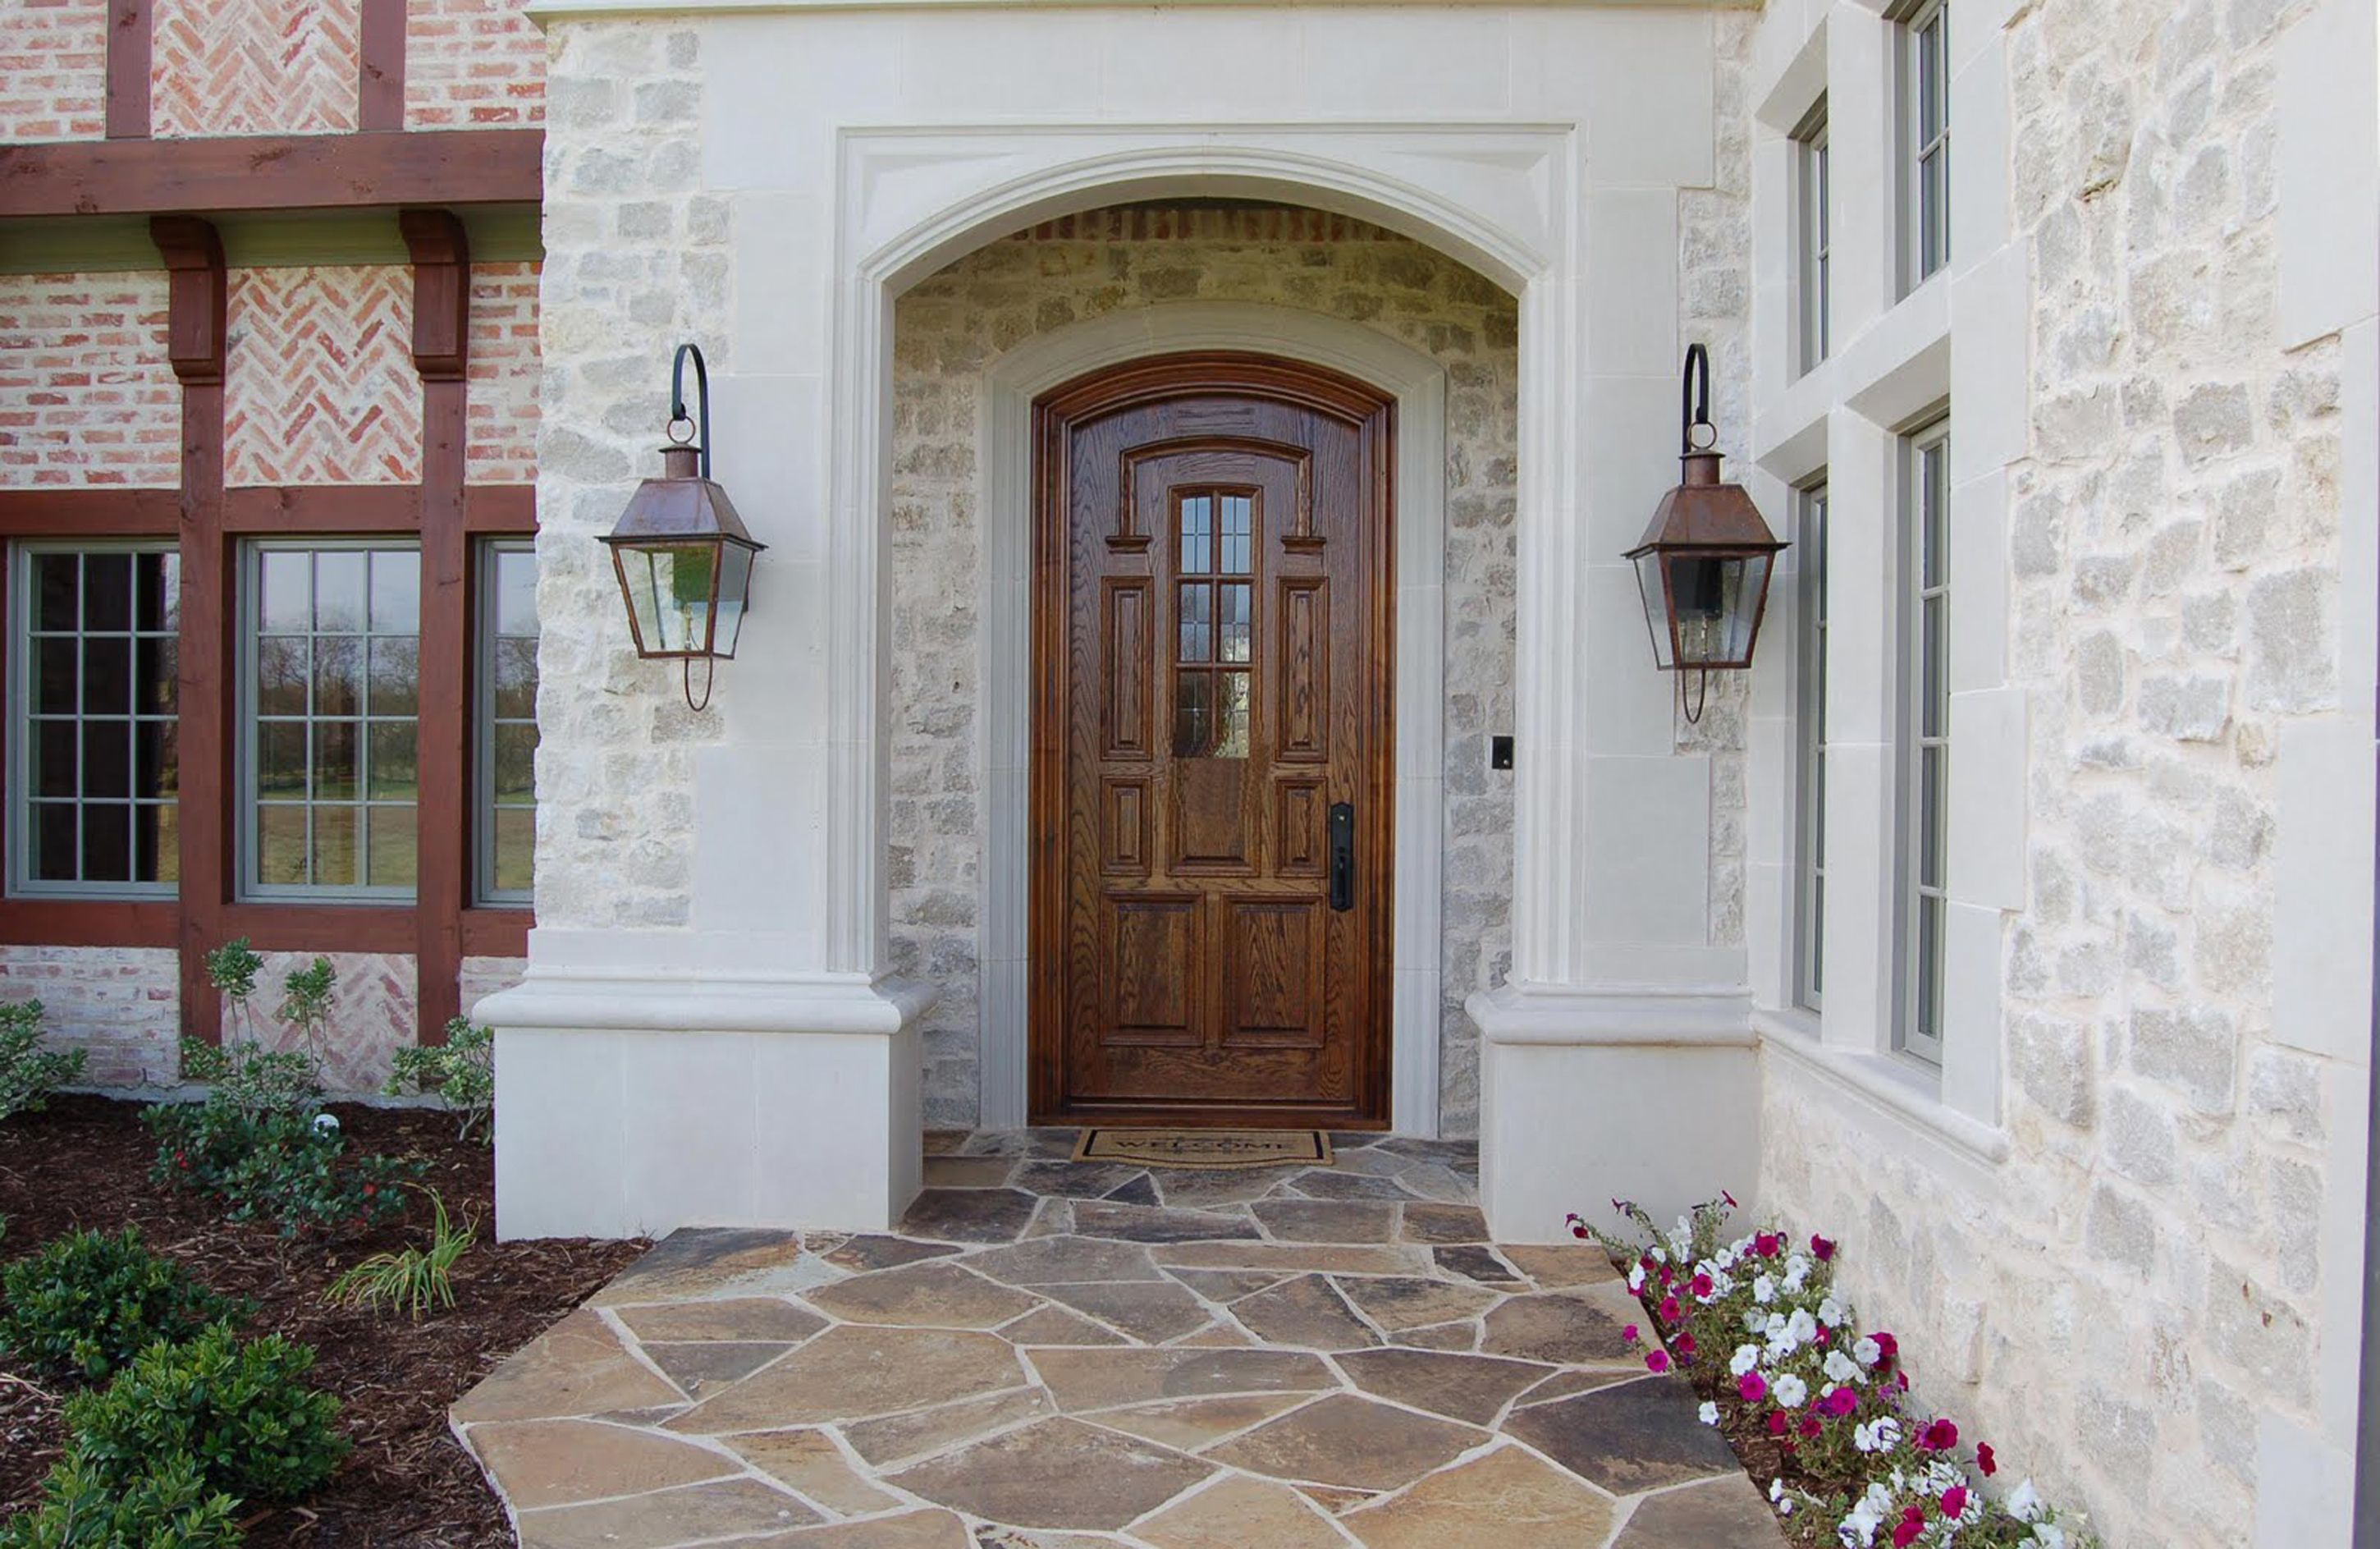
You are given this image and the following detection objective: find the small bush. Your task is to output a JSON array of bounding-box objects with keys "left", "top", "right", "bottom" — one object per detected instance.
[
  {"left": 175, "top": 1034, "right": 323, "bottom": 1121},
  {"left": 148, "top": 1104, "right": 418, "bottom": 1239},
  {"left": 326, "top": 1188, "right": 476, "bottom": 1319},
  {"left": 0, "top": 1001, "right": 86, "bottom": 1122},
  {"left": 63, "top": 1322, "right": 349, "bottom": 1503},
  {"left": 0, "top": 1227, "right": 251, "bottom": 1384},
  {"left": 386, "top": 1018, "right": 494, "bottom": 1143},
  {"left": 0, "top": 1450, "right": 241, "bottom": 1549}
]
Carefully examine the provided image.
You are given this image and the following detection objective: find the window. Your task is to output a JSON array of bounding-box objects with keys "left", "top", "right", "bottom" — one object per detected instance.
[
  {"left": 1794, "top": 483, "right": 1828, "bottom": 1011},
  {"left": 1796, "top": 102, "right": 1831, "bottom": 370},
  {"left": 241, "top": 542, "right": 419, "bottom": 900},
  {"left": 1173, "top": 490, "right": 1255, "bottom": 759},
  {"left": 478, "top": 541, "right": 538, "bottom": 904},
  {"left": 1902, "top": 0, "right": 1952, "bottom": 285},
  {"left": 11, "top": 545, "right": 180, "bottom": 894},
  {"left": 1900, "top": 423, "right": 1950, "bottom": 1061}
]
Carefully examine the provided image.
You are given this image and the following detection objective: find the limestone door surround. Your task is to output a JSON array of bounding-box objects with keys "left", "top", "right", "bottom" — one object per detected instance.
[{"left": 487, "top": 7, "right": 1755, "bottom": 1240}]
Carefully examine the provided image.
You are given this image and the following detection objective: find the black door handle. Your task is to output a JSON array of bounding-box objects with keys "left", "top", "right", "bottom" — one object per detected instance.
[{"left": 1328, "top": 802, "right": 1355, "bottom": 911}]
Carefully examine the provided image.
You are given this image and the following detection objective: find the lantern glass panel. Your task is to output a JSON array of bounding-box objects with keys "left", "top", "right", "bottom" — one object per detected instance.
[
  {"left": 619, "top": 539, "right": 722, "bottom": 656},
  {"left": 1632, "top": 549, "right": 1677, "bottom": 670},
  {"left": 714, "top": 541, "right": 755, "bottom": 658}
]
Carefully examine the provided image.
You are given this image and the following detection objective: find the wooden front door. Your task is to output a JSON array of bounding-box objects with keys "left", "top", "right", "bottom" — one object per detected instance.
[{"left": 1029, "top": 354, "right": 1394, "bottom": 1129}]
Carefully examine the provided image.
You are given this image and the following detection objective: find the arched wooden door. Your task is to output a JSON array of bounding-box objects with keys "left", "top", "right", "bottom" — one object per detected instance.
[{"left": 1028, "top": 354, "right": 1395, "bottom": 1129}]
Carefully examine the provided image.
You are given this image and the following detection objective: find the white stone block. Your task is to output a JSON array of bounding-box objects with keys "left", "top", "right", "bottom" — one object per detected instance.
[
  {"left": 1303, "top": 11, "right": 1512, "bottom": 118},
  {"left": 1947, "top": 685, "right": 2026, "bottom": 912},
  {"left": 699, "top": 16, "right": 881, "bottom": 191},
  {"left": 622, "top": 1031, "right": 761, "bottom": 1226},
  {"left": 1948, "top": 241, "right": 2027, "bottom": 476},
  {"left": 2277, "top": 0, "right": 2380, "bottom": 347},
  {"left": 492, "top": 1026, "right": 629, "bottom": 1240},
  {"left": 1947, "top": 467, "right": 2008, "bottom": 693},
  {"left": 1947, "top": 39, "right": 2009, "bottom": 264},
  {"left": 1094, "top": 12, "right": 1307, "bottom": 119},
  {"left": 1580, "top": 754, "right": 1711, "bottom": 946},
  {"left": 730, "top": 200, "right": 829, "bottom": 378},
  {"left": 2272, "top": 715, "right": 2379, "bottom": 1060},
  {"left": 1585, "top": 189, "right": 1680, "bottom": 378}
]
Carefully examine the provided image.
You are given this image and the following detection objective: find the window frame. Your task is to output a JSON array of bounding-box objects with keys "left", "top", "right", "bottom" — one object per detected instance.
[
  {"left": 7, "top": 539, "right": 183, "bottom": 901},
  {"left": 1896, "top": 419, "right": 1952, "bottom": 1064},
  {"left": 236, "top": 536, "right": 423, "bottom": 905},
  {"left": 475, "top": 538, "right": 538, "bottom": 907},
  {"left": 1898, "top": 0, "right": 1952, "bottom": 288},
  {"left": 1795, "top": 99, "right": 1832, "bottom": 374},
  {"left": 1793, "top": 481, "right": 1829, "bottom": 1012}
]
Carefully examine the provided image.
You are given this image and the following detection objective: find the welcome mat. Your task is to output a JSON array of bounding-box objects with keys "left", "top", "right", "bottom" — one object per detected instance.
[{"left": 1073, "top": 1128, "right": 1333, "bottom": 1170}]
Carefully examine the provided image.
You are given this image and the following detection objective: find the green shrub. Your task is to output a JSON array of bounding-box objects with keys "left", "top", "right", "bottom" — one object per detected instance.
[
  {"left": 174, "top": 1035, "right": 323, "bottom": 1121},
  {"left": 0, "top": 1001, "right": 86, "bottom": 1122},
  {"left": 326, "top": 1188, "right": 476, "bottom": 1320},
  {"left": 0, "top": 1450, "right": 241, "bottom": 1549},
  {"left": 0, "top": 1228, "right": 250, "bottom": 1384},
  {"left": 148, "top": 1104, "right": 418, "bottom": 1239},
  {"left": 63, "top": 1322, "right": 349, "bottom": 1503},
  {"left": 386, "top": 1018, "right": 494, "bottom": 1143}
]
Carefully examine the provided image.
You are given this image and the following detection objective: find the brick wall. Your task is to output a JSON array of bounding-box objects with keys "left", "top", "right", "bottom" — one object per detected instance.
[
  {"left": 0, "top": 0, "right": 105, "bottom": 140},
  {"left": 0, "top": 948, "right": 181, "bottom": 1088},
  {"left": 225, "top": 266, "right": 421, "bottom": 486},
  {"left": 0, "top": 271, "right": 181, "bottom": 488},
  {"left": 405, "top": 0, "right": 545, "bottom": 128},
  {"left": 467, "top": 262, "right": 541, "bottom": 483},
  {"left": 153, "top": 0, "right": 359, "bottom": 137}
]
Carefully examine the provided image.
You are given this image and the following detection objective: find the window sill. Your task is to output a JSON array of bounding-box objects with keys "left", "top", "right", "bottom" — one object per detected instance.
[{"left": 1751, "top": 1006, "right": 2010, "bottom": 1167}]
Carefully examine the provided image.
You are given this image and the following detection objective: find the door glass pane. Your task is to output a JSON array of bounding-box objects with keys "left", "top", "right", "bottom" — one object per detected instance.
[
  {"left": 1219, "top": 584, "right": 1251, "bottom": 664},
  {"left": 1179, "top": 496, "right": 1211, "bottom": 574},
  {"left": 1178, "top": 583, "right": 1212, "bottom": 662},
  {"left": 1216, "top": 671, "right": 1252, "bottom": 759},
  {"left": 1221, "top": 495, "right": 1252, "bottom": 575},
  {"left": 1174, "top": 671, "right": 1214, "bottom": 757}
]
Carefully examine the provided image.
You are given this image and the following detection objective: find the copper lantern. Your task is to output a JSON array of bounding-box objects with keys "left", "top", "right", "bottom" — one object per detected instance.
[
  {"left": 601, "top": 344, "right": 765, "bottom": 710},
  {"left": 1625, "top": 344, "right": 1787, "bottom": 720}
]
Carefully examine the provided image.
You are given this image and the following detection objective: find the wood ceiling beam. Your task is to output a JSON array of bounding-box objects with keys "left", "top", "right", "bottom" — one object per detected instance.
[{"left": 0, "top": 131, "right": 542, "bottom": 219}]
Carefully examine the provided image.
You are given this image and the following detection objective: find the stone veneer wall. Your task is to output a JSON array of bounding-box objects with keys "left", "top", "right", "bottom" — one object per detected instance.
[
  {"left": 0, "top": 0, "right": 105, "bottom": 141},
  {"left": 889, "top": 207, "right": 1522, "bottom": 1132},
  {"left": 1759, "top": 2, "right": 2348, "bottom": 1545},
  {"left": 0, "top": 271, "right": 181, "bottom": 488}
]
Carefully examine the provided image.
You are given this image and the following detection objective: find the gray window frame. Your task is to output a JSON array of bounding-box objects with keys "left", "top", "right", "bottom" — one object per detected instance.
[
  {"left": 8, "top": 540, "right": 181, "bottom": 900},
  {"left": 1796, "top": 100, "right": 1831, "bottom": 373},
  {"left": 475, "top": 538, "right": 537, "bottom": 907},
  {"left": 1897, "top": 419, "right": 1951, "bottom": 1063},
  {"left": 236, "top": 537, "right": 421, "bottom": 904},
  {"left": 1794, "top": 481, "right": 1829, "bottom": 1012},
  {"left": 1899, "top": 0, "right": 1952, "bottom": 288}
]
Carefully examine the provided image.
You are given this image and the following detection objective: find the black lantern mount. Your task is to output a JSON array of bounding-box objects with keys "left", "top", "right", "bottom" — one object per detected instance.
[
  {"left": 1624, "top": 343, "right": 1788, "bottom": 723},
  {"left": 601, "top": 343, "right": 767, "bottom": 711}
]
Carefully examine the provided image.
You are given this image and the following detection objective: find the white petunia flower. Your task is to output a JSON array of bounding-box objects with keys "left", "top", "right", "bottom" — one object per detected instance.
[
  {"left": 1731, "top": 1344, "right": 1763, "bottom": 1377},
  {"left": 1746, "top": 1308, "right": 1770, "bottom": 1334},
  {"left": 1699, "top": 1401, "right": 1720, "bottom": 1426},
  {"left": 1786, "top": 1308, "right": 1819, "bottom": 1345},
  {"left": 1819, "top": 1296, "right": 1846, "bottom": 1327},
  {"left": 1628, "top": 1265, "right": 1645, "bottom": 1293},
  {"left": 1752, "top": 1274, "right": 1777, "bottom": 1305},
  {"left": 2007, "top": 1483, "right": 2044, "bottom": 1523},
  {"left": 1852, "top": 1335, "right": 1883, "bottom": 1368},
  {"left": 1772, "top": 1373, "right": 1809, "bottom": 1408},
  {"left": 1824, "top": 1350, "right": 1862, "bottom": 1386},
  {"left": 2034, "top": 1525, "right": 2066, "bottom": 1549},
  {"left": 1769, "top": 1478, "right": 1787, "bottom": 1504}
]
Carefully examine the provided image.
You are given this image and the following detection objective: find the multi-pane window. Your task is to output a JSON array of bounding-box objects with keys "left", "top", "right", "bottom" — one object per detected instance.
[
  {"left": 1901, "top": 424, "right": 1951, "bottom": 1061},
  {"left": 13, "top": 546, "right": 180, "bottom": 893},
  {"left": 1797, "top": 103, "right": 1831, "bottom": 370},
  {"left": 243, "top": 543, "right": 419, "bottom": 900},
  {"left": 1174, "top": 491, "right": 1254, "bottom": 759},
  {"left": 1904, "top": 0, "right": 1952, "bottom": 284},
  {"left": 478, "top": 542, "right": 538, "bottom": 904},
  {"left": 1795, "top": 483, "right": 1828, "bottom": 1011}
]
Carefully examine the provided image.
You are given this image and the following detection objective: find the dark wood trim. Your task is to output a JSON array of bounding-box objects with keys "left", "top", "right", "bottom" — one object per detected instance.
[
  {"left": 463, "top": 484, "right": 537, "bottom": 534},
  {"left": 0, "top": 131, "right": 543, "bottom": 218},
  {"left": 0, "top": 901, "right": 179, "bottom": 950},
  {"left": 357, "top": 0, "right": 408, "bottom": 133},
  {"left": 105, "top": 0, "right": 153, "bottom": 140},
  {"left": 0, "top": 488, "right": 181, "bottom": 536},
  {"left": 460, "top": 908, "right": 530, "bottom": 959},
  {"left": 405, "top": 210, "right": 472, "bottom": 1045},
  {"left": 218, "top": 904, "right": 419, "bottom": 955},
  {"left": 1026, "top": 351, "right": 1398, "bottom": 1130},
  {"left": 153, "top": 218, "right": 229, "bottom": 1044},
  {"left": 222, "top": 484, "right": 422, "bottom": 534}
]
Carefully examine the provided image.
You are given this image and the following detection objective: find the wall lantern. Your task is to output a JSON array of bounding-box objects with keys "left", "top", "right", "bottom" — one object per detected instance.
[
  {"left": 1624, "top": 343, "right": 1788, "bottom": 723},
  {"left": 601, "top": 343, "right": 766, "bottom": 711}
]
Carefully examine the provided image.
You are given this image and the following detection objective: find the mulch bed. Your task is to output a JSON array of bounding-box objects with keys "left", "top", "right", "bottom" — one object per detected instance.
[{"left": 0, "top": 1094, "right": 648, "bottom": 1547}]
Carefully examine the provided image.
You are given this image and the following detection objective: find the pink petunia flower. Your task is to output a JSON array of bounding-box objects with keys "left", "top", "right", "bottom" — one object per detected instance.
[
  {"left": 1810, "top": 1234, "right": 1837, "bottom": 1262},
  {"left": 1691, "top": 1272, "right": 1715, "bottom": 1298},
  {"left": 1676, "top": 1333, "right": 1698, "bottom": 1359},
  {"left": 1798, "top": 1415, "right": 1822, "bottom": 1439},
  {"left": 1740, "top": 1372, "right": 1768, "bottom": 1405},
  {"left": 1646, "top": 1350, "right": 1672, "bottom": 1373},
  {"left": 1975, "top": 1443, "right": 1997, "bottom": 1477},
  {"left": 1892, "top": 1515, "right": 1925, "bottom": 1547},
  {"left": 1659, "top": 1295, "right": 1682, "bottom": 1323},
  {"left": 1768, "top": 1409, "right": 1790, "bottom": 1437},
  {"left": 1873, "top": 1332, "right": 1899, "bottom": 1363},
  {"left": 1622, "top": 1323, "right": 1640, "bottom": 1345},
  {"left": 1821, "top": 1386, "right": 1859, "bottom": 1418},
  {"left": 1920, "top": 1418, "right": 1959, "bottom": 1452},
  {"left": 1942, "top": 1487, "right": 1969, "bottom": 1516},
  {"left": 1723, "top": 1190, "right": 1739, "bottom": 1208},
  {"left": 1754, "top": 1232, "right": 1782, "bottom": 1258}
]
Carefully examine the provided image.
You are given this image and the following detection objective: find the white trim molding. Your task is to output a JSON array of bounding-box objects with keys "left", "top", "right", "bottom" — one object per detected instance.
[{"left": 975, "top": 302, "right": 1449, "bottom": 1135}]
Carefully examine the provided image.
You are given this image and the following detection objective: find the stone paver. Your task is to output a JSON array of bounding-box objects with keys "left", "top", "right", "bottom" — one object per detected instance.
[{"left": 455, "top": 1131, "right": 1783, "bottom": 1548}]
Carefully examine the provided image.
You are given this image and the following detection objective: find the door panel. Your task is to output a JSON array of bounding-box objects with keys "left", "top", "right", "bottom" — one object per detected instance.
[{"left": 1030, "top": 354, "right": 1395, "bottom": 1127}]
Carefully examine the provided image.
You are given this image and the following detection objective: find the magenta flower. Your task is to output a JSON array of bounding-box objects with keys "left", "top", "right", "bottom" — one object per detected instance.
[
  {"left": 1645, "top": 1350, "right": 1672, "bottom": 1374},
  {"left": 1622, "top": 1323, "right": 1640, "bottom": 1345},
  {"left": 1941, "top": 1486, "right": 1969, "bottom": 1516},
  {"left": 1739, "top": 1372, "right": 1768, "bottom": 1404},
  {"left": 1753, "top": 1232, "right": 1782, "bottom": 1258},
  {"left": 1976, "top": 1443, "right": 1997, "bottom": 1477},
  {"left": 1810, "top": 1234, "right": 1837, "bottom": 1262},
  {"left": 1675, "top": 1332, "right": 1698, "bottom": 1360},
  {"left": 1821, "top": 1386, "right": 1858, "bottom": 1418},
  {"left": 1920, "top": 1418, "right": 1959, "bottom": 1452},
  {"left": 1659, "top": 1295, "right": 1682, "bottom": 1323},
  {"left": 1722, "top": 1190, "right": 1739, "bottom": 1208}
]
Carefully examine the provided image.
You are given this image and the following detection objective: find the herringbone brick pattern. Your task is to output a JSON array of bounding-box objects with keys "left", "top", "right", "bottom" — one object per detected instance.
[
  {"left": 226, "top": 266, "right": 421, "bottom": 486},
  {"left": 405, "top": 0, "right": 544, "bottom": 128},
  {"left": 153, "top": 0, "right": 360, "bottom": 136},
  {"left": 0, "top": 0, "right": 106, "bottom": 140},
  {"left": 0, "top": 273, "right": 181, "bottom": 488},
  {"left": 466, "top": 261, "right": 541, "bottom": 483}
]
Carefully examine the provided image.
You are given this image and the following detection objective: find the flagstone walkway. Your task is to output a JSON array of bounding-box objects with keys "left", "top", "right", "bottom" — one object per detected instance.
[{"left": 454, "top": 1130, "right": 1784, "bottom": 1548}]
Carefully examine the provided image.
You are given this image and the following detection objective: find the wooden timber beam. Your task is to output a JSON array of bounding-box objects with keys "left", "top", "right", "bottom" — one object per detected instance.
[{"left": 0, "top": 131, "right": 542, "bottom": 218}]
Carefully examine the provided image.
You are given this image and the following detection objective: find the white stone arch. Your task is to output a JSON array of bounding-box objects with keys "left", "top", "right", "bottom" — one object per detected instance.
[
  {"left": 823, "top": 127, "right": 1598, "bottom": 1024},
  {"left": 961, "top": 302, "right": 1452, "bottom": 1134}
]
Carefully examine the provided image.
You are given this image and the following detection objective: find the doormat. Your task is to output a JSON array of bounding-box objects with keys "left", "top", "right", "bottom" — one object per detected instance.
[{"left": 1073, "top": 1129, "right": 1333, "bottom": 1170}]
